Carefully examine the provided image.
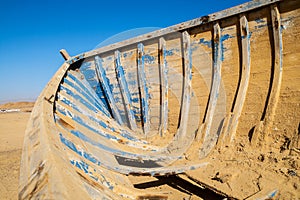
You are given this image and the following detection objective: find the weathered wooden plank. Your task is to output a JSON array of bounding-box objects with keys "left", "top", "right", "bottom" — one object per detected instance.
[
  {"left": 115, "top": 50, "right": 138, "bottom": 130},
  {"left": 79, "top": 62, "right": 110, "bottom": 110},
  {"left": 159, "top": 37, "right": 168, "bottom": 137},
  {"left": 137, "top": 43, "right": 150, "bottom": 135},
  {"left": 55, "top": 118, "right": 165, "bottom": 162},
  {"left": 59, "top": 83, "right": 110, "bottom": 116},
  {"left": 95, "top": 56, "right": 124, "bottom": 125},
  {"left": 228, "top": 14, "right": 251, "bottom": 143},
  {"left": 59, "top": 49, "right": 70, "bottom": 60},
  {"left": 63, "top": 76, "right": 106, "bottom": 114},
  {"left": 56, "top": 94, "right": 162, "bottom": 152},
  {"left": 85, "top": 0, "right": 281, "bottom": 59},
  {"left": 58, "top": 132, "right": 208, "bottom": 176},
  {"left": 67, "top": 71, "right": 109, "bottom": 111}
]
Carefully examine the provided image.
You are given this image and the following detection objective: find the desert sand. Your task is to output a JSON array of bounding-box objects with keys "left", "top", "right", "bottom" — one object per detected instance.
[{"left": 0, "top": 102, "right": 34, "bottom": 200}]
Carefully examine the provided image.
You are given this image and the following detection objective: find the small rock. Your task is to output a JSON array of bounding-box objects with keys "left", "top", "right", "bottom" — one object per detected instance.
[
  {"left": 293, "top": 182, "right": 298, "bottom": 190},
  {"left": 211, "top": 172, "right": 232, "bottom": 183},
  {"left": 288, "top": 169, "right": 297, "bottom": 176},
  {"left": 258, "top": 154, "right": 265, "bottom": 162}
]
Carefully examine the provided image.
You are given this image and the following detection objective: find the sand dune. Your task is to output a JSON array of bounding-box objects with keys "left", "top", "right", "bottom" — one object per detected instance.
[{"left": 0, "top": 102, "right": 34, "bottom": 200}]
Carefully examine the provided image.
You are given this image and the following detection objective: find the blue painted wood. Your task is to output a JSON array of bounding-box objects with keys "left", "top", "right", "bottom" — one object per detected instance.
[
  {"left": 55, "top": 108, "right": 181, "bottom": 162},
  {"left": 115, "top": 50, "right": 137, "bottom": 130},
  {"left": 57, "top": 94, "right": 145, "bottom": 144},
  {"left": 57, "top": 124, "right": 166, "bottom": 162},
  {"left": 67, "top": 71, "right": 107, "bottom": 111},
  {"left": 79, "top": 62, "right": 110, "bottom": 111},
  {"left": 95, "top": 56, "right": 124, "bottom": 125},
  {"left": 59, "top": 84, "right": 111, "bottom": 117},
  {"left": 63, "top": 77, "right": 105, "bottom": 113},
  {"left": 137, "top": 43, "right": 150, "bottom": 135},
  {"left": 159, "top": 37, "right": 168, "bottom": 136},
  {"left": 59, "top": 132, "right": 208, "bottom": 176}
]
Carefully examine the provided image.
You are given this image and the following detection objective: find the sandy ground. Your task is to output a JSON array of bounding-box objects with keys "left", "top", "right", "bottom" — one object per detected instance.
[{"left": 0, "top": 102, "right": 34, "bottom": 200}]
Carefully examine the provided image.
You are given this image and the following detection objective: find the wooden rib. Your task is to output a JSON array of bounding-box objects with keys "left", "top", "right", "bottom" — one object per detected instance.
[
  {"left": 177, "top": 31, "right": 192, "bottom": 138},
  {"left": 159, "top": 37, "right": 168, "bottom": 137},
  {"left": 228, "top": 14, "right": 251, "bottom": 143},
  {"left": 114, "top": 50, "right": 137, "bottom": 130},
  {"left": 94, "top": 56, "right": 124, "bottom": 125},
  {"left": 137, "top": 43, "right": 150, "bottom": 135},
  {"left": 265, "top": 4, "right": 283, "bottom": 132},
  {"left": 67, "top": 70, "right": 107, "bottom": 108},
  {"left": 202, "top": 23, "right": 222, "bottom": 142},
  {"left": 252, "top": 5, "right": 283, "bottom": 145}
]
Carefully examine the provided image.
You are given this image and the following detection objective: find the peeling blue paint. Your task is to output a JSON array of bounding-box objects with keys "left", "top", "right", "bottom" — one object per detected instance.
[
  {"left": 66, "top": 54, "right": 84, "bottom": 65},
  {"left": 126, "top": 71, "right": 136, "bottom": 80},
  {"left": 57, "top": 107, "right": 121, "bottom": 142},
  {"left": 63, "top": 78, "right": 103, "bottom": 112},
  {"left": 58, "top": 94, "right": 143, "bottom": 143},
  {"left": 144, "top": 54, "right": 155, "bottom": 64},
  {"left": 127, "top": 80, "right": 137, "bottom": 86},
  {"left": 59, "top": 85, "right": 110, "bottom": 117},
  {"left": 241, "top": 31, "right": 252, "bottom": 39},
  {"left": 254, "top": 24, "right": 269, "bottom": 29},
  {"left": 255, "top": 18, "right": 266, "bottom": 23},
  {"left": 79, "top": 63, "right": 110, "bottom": 110},
  {"left": 165, "top": 49, "right": 174, "bottom": 56},
  {"left": 198, "top": 38, "right": 212, "bottom": 48},
  {"left": 131, "top": 97, "right": 139, "bottom": 103},
  {"left": 115, "top": 50, "right": 137, "bottom": 130},
  {"left": 137, "top": 43, "right": 150, "bottom": 134},
  {"left": 221, "top": 34, "right": 233, "bottom": 42},
  {"left": 67, "top": 73, "right": 101, "bottom": 103},
  {"left": 164, "top": 48, "right": 180, "bottom": 57},
  {"left": 191, "top": 42, "right": 199, "bottom": 52},
  {"left": 122, "top": 51, "right": 133, "bottom": 58},
  {"left": 59, "top": 132, "right": 188, "bottom": 176},
  {"left": 220, "top": 34, "right": 234, "bottom": 61},
  {"left": 59, "top": 130, "right": 167, "bottom": 161},
  {"left": 70, "top": 159, "right": 99, "bottom": 181},
  {"left": 95, "top": 56, "right": 124, "bottom": 125}
]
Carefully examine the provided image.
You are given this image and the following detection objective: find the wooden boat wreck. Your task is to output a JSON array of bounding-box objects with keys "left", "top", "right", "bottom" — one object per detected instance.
[{"left": 19, "top": 0, "right": 300, "bottom": 199}]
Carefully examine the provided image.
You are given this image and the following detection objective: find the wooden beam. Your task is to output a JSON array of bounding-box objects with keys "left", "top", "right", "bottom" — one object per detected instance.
[
  {"left": 137, "top": 43, "right": 150, "bottom": 135},
  {"left": 115, "top": 50, "right": 137, "bottom": 130},
  {"left": 159, "top": 37, "right": 168, "bottom": 137},
  {"left": 85, "top": 0, "right": 280, "bottom": 58},
  {"left": 94, "top": 56, "right": 124, "bottom": 125},
  {"left": 202, "top": 22, "right": 222, "bottom": 143},
  {"left": 228, "top": 14, "right": 251, "bottom": 143},
  {"left": 60, "top": 49, "right": 70, "bottom": 60},
  {"left": 252, "top": 4, "right": 283, "bottom": 145},
  {"left": 177, "top": 31, "right": 192, "bottom": 138}
]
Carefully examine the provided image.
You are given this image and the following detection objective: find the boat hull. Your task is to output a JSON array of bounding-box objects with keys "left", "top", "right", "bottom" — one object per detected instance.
[{"left": 19, "top": 0, "right": 300, "bottom": 199}]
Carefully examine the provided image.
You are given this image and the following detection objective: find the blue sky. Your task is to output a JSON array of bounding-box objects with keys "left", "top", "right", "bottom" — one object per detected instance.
[{"left": 0, "top": 0, "right": 248, "bottom": 103}]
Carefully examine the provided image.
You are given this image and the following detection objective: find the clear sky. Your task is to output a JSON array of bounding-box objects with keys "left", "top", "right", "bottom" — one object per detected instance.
[{"left": 0, "top": 0, "right": 248, "bottom": 103}]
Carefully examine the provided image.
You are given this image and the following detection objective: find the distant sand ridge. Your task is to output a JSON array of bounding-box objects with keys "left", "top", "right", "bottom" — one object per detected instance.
[{"left": 0, "top": 102, "right": 35, "bottom": 113}]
